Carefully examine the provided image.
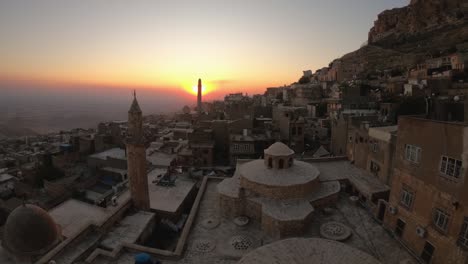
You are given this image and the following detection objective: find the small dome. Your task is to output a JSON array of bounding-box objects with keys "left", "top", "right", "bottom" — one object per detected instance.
[
  {"left": 264, "top": 142, "right": 294, "bottom": 156},
  {"left": 3, "top": 204, "right": 61, "bottom": 255}
]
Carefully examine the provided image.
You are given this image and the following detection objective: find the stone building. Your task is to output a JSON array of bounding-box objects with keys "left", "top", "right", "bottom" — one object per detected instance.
[
  {"left": 289, "top": 83, "right": 322, "bottom": 107},
  {"left": 217, "top": 142, "right": 340, "bottom": 238},
  {"left": 384, "top": 116, "right": 468, "bottom": 264},
  {"left": 188, "top": 128, "right": 214, "bottom": 167},
  {"left": 272, "top": 105, "right": 307, "bottom": 153},
  {"left": 330, "top": 110, "right": 378, "bottom": 156},
  {"left": 228, "top": 130, "right": 272, "bottom": 166},
  {"left": 126, "top": 92, "right": 150, "bottom": 210},
  {"left": 367, "top": 125, "right": 398, "bottom": 185},
  {"left": 339, "top": 112, "right": 398, "bottom": 187}
]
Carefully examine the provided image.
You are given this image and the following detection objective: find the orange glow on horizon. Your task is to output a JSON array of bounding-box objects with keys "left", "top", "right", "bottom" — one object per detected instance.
[{"left": 0, "top": 73, "right": 273, "bottom": 102}]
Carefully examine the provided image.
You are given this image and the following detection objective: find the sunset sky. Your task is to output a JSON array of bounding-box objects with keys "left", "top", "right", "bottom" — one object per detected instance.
[{"left": 0, "top": 0, "right": 407, "bottom": 101}]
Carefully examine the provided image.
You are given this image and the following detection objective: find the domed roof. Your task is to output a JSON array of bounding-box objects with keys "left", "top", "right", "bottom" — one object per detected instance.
[
  {"left": 3, "top": 204, "right": 61, "bottom": 255},
  {"left": 238, "top": 238, "right": 381, "bottom": 264},
  {"left": 264, "top": 142, "right": 294, "bottom": 156}
]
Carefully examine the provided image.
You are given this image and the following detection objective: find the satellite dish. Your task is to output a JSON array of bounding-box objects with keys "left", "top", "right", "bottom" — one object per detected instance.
[{"left": 454, "top": 95, "right": 460, "bottom": 102}]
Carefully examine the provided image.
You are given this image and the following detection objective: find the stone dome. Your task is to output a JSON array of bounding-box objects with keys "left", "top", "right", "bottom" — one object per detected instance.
[
  {"left": 264, "top": 142, "right": 295, "bottom": 169},
  {"left": 3, "top": 204, "right": 61, "bottom": 256},
  {"left": 264, "top": 142, "right": 294, "bottom": 156},
  {"left": 238, "top": 238, "right": 381, "bottom": 264}
]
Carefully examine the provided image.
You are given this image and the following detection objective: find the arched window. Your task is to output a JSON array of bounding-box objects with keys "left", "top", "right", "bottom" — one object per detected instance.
[
  {"left": 278, "top": 159, "right": 284, "bottom": 169},
  {"left": 268, "top": 157, "right": 273, "bottom": 168},
  {"left": 288, "top": 158, "right": 293, "bottom": 167}
]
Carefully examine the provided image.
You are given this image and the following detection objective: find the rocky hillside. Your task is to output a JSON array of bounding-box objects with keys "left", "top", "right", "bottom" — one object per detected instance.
[
  {"left": 369, "top": 0, "right": 467, "bottom": 44},
  {"left": 336, "top": 0, "right": 468, "bottom": 76}
]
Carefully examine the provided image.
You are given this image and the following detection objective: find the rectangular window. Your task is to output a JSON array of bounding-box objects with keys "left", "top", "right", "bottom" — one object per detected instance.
[
  {"left": 433, "top": 208, "right": 450, "bottom": 233},
  {"left": 439, "top": 156, "right": 462, "bottom": 179},
  {"left": 400, "top": 187, "right": 414, "bottom": 210},
  {"left": 458, "top": 217, "right": 468, "bottom": 249},
  {"left": 405, "top": 144, "right": 421, "bottom": 164},
  {"left": 421, "top": 242, "right": 435, "bottom": 264},
  {"left": 371, "top": 142, "right": 378, "bottom": 153}
]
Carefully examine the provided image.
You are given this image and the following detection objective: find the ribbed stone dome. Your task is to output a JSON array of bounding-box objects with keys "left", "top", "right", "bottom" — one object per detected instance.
[
  {"left": 3, "top": 204, "right": 61, "bottom": 255},
  {"left": 238, "top": 238, "right": 381, "bottom": 264},
  {"left": 264, "top": 142, "right": 294, "bottom": 156}
]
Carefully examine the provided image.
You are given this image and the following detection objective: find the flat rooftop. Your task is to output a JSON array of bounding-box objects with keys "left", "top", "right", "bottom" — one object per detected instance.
[
  {"left": 100, "top": 211, "right": 155, "bottom": 250},
  {"left": 89, "top": 148, "right": 126, "bottom": 161},
  {"left": 0, "top": 173, "right": 15, "bottom": 182},
  {"left": 89, "top": 179, "right": 414, "bottom": 264},
  {"left": 146, "top": 151, "right": 176, "bottom": 167},
  {"left": 308, "top": 160, "right": 390, "bottom": 196},
  {"left": 49, "top": 191, "right": 131, "bottom": 237},
  {"left": 147, "top": 170, "right": 196, "bottom": 214}
]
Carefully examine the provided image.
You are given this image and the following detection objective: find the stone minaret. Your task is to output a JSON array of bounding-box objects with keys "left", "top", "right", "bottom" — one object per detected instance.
[
  {"left": 197, "top": 78, "right": 202, "bottom": 114},
  {"left": 126, "top": 91, "right": 150, "bottom": 210}
]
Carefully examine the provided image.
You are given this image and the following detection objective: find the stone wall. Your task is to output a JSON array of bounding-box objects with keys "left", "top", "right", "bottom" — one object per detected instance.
[
  {"left": 240, "top": 176, "right": 319, "bottom": 200},
  {"left": 127, "top": 144, "right": 149, "bottom": 210},
  {"left": 262, "top": 213, "right": 312, "bottom": 239},
  {"left": 219, "top": 194, "right": 243, "bottom": 218},
  {"left": 384, "top": 169, "right": 468, "bottom": 264},
  {"left": 311, "top": 193, "right": 339, "bottom": 209}
]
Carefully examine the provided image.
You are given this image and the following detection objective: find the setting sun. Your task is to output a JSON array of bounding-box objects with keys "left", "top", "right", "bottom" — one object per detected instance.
[
  {"left": 191, "top": 85, "right": 206, "bottom": 96},
  {"left": 179, "top": 78, "right": 214, "bottom": 97}
]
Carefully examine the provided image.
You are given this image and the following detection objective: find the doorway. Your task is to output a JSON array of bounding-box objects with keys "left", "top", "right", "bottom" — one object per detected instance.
[
  {"left": 377, "top": 202, "right": 386, "bottom": 222},
  {"left": 421, "top": 241, "right": 435, "bottom": 263},
  {"left": 395, "top": 218, "right": 406, "bottom": 237}
]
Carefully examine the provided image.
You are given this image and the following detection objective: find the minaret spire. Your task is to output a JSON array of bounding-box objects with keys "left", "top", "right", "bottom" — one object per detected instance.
[
  {"left": 128, "top": 91, "right": 143, "bottom": 143},
  {"left": 129, "top": 90, "right": 142, "bottom": 114},
  {"left": 197, "top": 78, "right": 202, "bottom": 114},
  {"left": 126, "top": 91, "right": 149, "bottom": 210}
]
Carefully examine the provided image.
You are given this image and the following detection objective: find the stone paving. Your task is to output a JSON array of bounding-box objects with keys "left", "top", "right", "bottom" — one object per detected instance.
[
  {"left": 305, "top": 193, "right": 415, "bottom": 264},
  {"left": 92, "top": 181, "right": 416, "bottom": 264}
]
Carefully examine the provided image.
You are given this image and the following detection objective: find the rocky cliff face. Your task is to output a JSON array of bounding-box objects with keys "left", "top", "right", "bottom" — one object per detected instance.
[
  {"left": 309, "top": 0, "right": 468, "bottom": 82},
  {"left": 369, "top": 0, "right": 467, "bottom": 43}
]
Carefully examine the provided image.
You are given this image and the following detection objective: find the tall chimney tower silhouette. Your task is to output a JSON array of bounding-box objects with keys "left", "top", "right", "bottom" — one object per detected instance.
[{"left": 197, "top": 78, "right": 202, "bottom": 114}]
